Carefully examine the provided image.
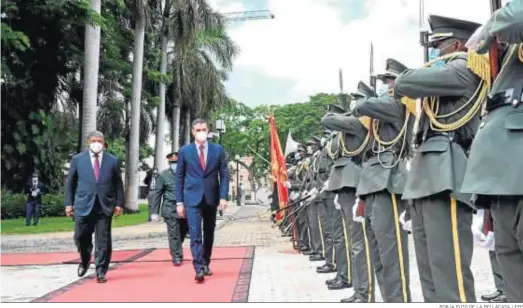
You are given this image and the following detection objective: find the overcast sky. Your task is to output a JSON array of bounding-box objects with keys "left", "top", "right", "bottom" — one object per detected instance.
[{"left": 208, "top": 0, "right": 491, "bottom": 107}]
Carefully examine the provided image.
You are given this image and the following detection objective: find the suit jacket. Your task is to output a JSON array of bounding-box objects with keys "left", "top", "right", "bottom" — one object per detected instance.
[
  {"left": 64, "top": 150, "right": 124, "bottom": 217},
  {"left": 175, "top": 142, "right": 229, "bottom": 207}
]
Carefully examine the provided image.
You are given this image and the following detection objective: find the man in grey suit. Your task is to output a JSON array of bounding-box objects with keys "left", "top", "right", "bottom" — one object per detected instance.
[
  {"left": 65, "top": 131, "right": 124, "bottom": 283},
  {"left": 461, "top": 0, "right": 523, "bottom": 302}
]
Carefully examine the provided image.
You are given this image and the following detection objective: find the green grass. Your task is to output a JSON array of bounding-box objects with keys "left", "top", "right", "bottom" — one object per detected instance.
[{"left": 0, "top": 204, "right": 149, "bottom": 235}]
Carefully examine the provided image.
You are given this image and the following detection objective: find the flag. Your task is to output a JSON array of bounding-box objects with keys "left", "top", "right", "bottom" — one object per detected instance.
[
  {"left": 268, "top": 114, "right": 289, "bottom": 222},
  {"left": 284, "top": 131, "right": 299, "bottom": 158}
]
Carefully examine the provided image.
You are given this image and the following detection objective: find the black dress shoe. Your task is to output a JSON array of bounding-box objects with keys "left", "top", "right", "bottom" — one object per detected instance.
[
  {"left": 96, "top": 273, "right": 107, "bottom": 283},
  {"left": 299, "top": 246, "right": 310, "bottom": 251},
  {"left": 173, "top": 259, "right": 182, "bottom": 266},
  {"left": 316, "top": 264, "right": 336, "bottom": 273},
  {"left": 309, "top": 255, "right": 324, "bottom": 261},
  {"left": 490, "top": 293, "right": 508, "bottom": 303},
  {"left": 301, "top": 250, "right": 314, "bottom": 256},
  {"left": 325, "top": 276, "right": 339, "bottom": 285},
  {"left": 203, "top": 265, "right": 213, "bottom": 276},
  {"left": 195, "top": 271, "right": 205, "bottom": 282},
  {"left": 340, "top": 294, "right": 358, "bottom": 303},
  {"left": 481, "top": 290, "right": 502, "bottom": 301},
  {"left": 77, "top": 262, "right": 90, "bottom": 277},
  {"left": 328, "top": 280, "right": 352, "bottom": 290}
]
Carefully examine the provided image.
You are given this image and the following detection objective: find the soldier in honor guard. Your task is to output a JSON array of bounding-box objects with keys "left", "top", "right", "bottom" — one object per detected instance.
[
  {"left": 317, "top": 104, "right": 353, "bottom": 290},
  {"left": 351, "top": 63, "right": 412, "bottom": 302},
  {"left": 313, "top": 133, "right": 337, "bottom": 274},
  {"left": 460, "top": 0, "right": 523, "bottom": 302},
  {"left": 393, "top": 15, "right": 488, "bottom": 302},
  {"left": 287, "top": 144, "right": 312, "bottom": 253},
  {"left": 151, "top": 152, "right": 189, "bottom": 266},
  {"left": 323, "top": 83, "right": 386, "bottom": 303},
  {"left": 302, "top": 137, "right": 327, "bottom": 262}
]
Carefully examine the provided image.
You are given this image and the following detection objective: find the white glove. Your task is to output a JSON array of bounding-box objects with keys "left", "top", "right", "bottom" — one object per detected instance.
[
  {"left": 471, "top": 210, "right": 486, "bottom": 245},
  {"left": 321, "top": 180, "right": 329, "bottom": 193},
  {"left": 352, "top": 198, "right": 364, "bottom": 223},
  {"left": 308, "top": 187, "right": 318, "bottom": 197},
  {"left": 333, "top": 194, "right": 341, "bottom": 210},
  {"left": 285, "top": 181, "right": 292, "bottom": 189},
  {"left": 483, "top": 231, "right": 495, "bottom": 250},
  {"left": 31, "top": 190, "right": 38, "bottom": 197},
  {"left": 399, "top": 211, "right": 412, "bottom": 232},
  {"left": 290, "top": 192, "right": 299, "bottom": 200},
  {"left": 150, "top": 214, "right": 160, "bottom": 222}
]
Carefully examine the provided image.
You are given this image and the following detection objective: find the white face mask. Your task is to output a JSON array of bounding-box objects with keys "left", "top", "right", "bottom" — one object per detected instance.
[
  {"left": 195, "top": 131, "right": 208, "bottom": 142},
  {"left": 377, "top": 83, "right": 389, "bottom": 96},
  {"left": 89, "top": 142, "right": 103, "bottom": 154},
  {"left": 306, "top": 146, "right": 313, "bottom": 154},
  {"left": 170, "top": 163, "right": 177, "bottom": 173},
  {"left": 320, "top": 137, "right": 327, "bottom": 147}
]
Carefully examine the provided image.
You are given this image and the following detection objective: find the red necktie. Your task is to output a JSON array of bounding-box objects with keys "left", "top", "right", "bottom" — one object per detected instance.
[
  {"left": 199, "top": 145, "right": 206, "bottom": 170},
  {"left": 94, "top": 154, "right": 100, "bottom": 181}
]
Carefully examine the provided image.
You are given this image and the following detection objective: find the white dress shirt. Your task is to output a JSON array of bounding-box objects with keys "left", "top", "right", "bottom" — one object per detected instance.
[
  {"left": 195, "top": 141, "right": 208, "bottom": 164},
  {"left": 89, "top": 150, "right": 104, "bottom": 169}
]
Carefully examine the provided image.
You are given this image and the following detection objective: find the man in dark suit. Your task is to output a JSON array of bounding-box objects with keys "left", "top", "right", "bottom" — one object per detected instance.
[
  {"left": 64, "top": 130, "right": 124, "bottom": 283},
  {"left": 175, "top": 118, "right": 229, "bottom": 282}
]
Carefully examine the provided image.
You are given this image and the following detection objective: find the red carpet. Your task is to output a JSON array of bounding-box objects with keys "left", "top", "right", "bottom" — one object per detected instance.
[
  {"left": 31, "top": 246, "right": 254, "bottom": 303},
  {"left": 1, "top": 249, "right": 144, "bottom": 266}
]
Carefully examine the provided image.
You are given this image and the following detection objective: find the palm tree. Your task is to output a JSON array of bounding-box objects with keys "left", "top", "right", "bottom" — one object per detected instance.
[
  {"left": 153, "top": 0, "right": 170, "bottom": 169},
  {"left": 125, "top": 0, "right": 148, "bottom": 211},
  {"left": 168, "top": 12, "right": 238, "bottom": 148},
  {"left": 81, "top": 0, "right": 102, "bottom": 147}
]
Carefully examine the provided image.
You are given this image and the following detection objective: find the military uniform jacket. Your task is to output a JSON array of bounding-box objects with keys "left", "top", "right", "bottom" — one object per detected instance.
[
  {"left": 351, "top": 94, "right": 410, "bottom": 196},
  {"left": 395, "top": 54, "right": 482, "bottom": 205},
  {"left": 152, "top": 168, "right": 181, "bottom": 218},
  {"left": 462, "top": 1, "right": 523, "bottom": 196},
  {"left": 316, "top": 146, "right": 336, "bottom": 199},
  {"left": 321, "top": 114, "right": 367, "bottom": 191}
]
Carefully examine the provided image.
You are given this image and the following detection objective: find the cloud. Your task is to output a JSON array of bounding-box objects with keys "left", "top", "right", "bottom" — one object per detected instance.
[{"left": 211, "top": 0, "right": 491, "bottom": 106}]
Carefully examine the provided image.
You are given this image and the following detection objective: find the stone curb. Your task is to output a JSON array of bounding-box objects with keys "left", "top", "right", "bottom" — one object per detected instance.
[{"left": 1, "top": 212, "right": 238, "bottom": 251}]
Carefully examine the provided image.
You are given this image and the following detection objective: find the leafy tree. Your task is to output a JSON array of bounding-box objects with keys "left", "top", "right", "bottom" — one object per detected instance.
[{"left": 214, "top": 93, "right": 341, "bottom": 180}]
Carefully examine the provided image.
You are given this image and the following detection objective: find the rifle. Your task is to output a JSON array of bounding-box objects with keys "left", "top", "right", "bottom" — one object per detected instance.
[{"left": 489, "top": 0, "right": 503, "bottom": 83}]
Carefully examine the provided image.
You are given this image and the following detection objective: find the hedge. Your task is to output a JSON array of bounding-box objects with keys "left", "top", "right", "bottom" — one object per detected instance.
[{"left": 1, "top": 190, "right": 66, "bottom": 219}]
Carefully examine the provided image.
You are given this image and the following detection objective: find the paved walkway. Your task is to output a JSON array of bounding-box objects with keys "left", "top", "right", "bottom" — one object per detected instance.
[{"left": 1, "top": 204, "right": 496, "bottom": 302}]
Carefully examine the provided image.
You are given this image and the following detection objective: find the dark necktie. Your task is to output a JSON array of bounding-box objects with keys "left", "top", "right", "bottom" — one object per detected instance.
[
  {"left": 199, "top": 145, "right": 206, "bottom": 170},
  {"left": 94, "top": 154, "right": 100, "bottom": 181}
]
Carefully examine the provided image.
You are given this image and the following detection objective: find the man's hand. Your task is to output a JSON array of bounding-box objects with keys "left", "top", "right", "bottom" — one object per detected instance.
[
  {"left": 65, "top": 206, "right": 74, "bottom": 217},
  {"left": 219, "top": 199, "right": 228, "bottom": 212},
  {"left": 176, "top": 203, "right": 186, "bottom": 218},
  {"left": 114, "top": 206, "right": 122, "bottom": 217}
]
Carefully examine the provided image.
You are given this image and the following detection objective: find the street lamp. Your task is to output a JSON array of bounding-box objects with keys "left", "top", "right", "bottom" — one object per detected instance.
[
  {"left": 235, "top": 154, "right": 241, "bottom": 206},
  {"left": 215, "top": 117, "right": 226, "bottom": 145}
]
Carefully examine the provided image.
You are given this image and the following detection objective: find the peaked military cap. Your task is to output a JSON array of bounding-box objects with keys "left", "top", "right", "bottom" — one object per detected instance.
[
  {"left": 377, "top": 58, "right": 409, "bottom": 80},
  {"left": 327, "top": 104, "right": 346, "bottom": 114},
  {"left": 166, "top": 152, "right": 178, "bottom": 159},
  {"left": 351, "top": 81, "right": 376, "bottom": 98},
  {"left": 305, "top": 136, "right": 321, "bottom": 146},
  {"left": 425, "top": 15, "right": 481, "bottom": 47}
]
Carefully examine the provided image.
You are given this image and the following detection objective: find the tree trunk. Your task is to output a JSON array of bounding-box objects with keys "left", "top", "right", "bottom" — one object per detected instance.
[
  {"left": 80, "top": 0, "right": 101, "bottom": 148},
  {"left": 125, "top": 13, "right": 145, "bottom": 212},
  {"left": 154, "top": 33, "right": 168, "bottom": 169},
  {"left": 171, "top": 103, "right": 181, "bottom": 152},
  {"left": 184, "top": 109, "right": 191, "bottom": 145}
]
